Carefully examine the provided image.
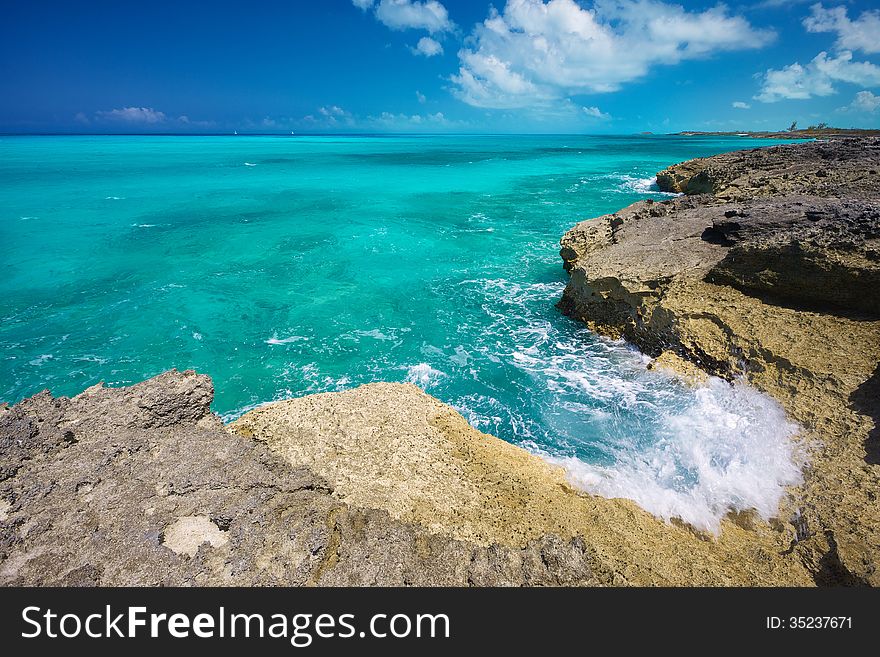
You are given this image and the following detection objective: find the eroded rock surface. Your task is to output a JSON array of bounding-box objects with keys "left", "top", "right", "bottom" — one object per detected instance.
[
  {"left": 560, "top": 138, "right": 880, "bottom": 585},
  {"left": 2, "top": 371, "right": 813, "bottom": 586},
  {"left": 0, "top": 370, "right": 600, "bottom": 586},
  {"left": 656, "top": 138, "right": 880, "bottom": 200},
  {"left": 232, "top": 383, "right": 813, "bottom": 586}
]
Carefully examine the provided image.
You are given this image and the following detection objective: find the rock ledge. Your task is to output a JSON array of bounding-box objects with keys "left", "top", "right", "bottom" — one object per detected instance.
[{"left": 560, "top": 138, "right": 880, "bottom": 585}]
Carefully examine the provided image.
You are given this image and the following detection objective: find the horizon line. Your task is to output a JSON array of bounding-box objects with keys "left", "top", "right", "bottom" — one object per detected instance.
[{"left": 0, "top": 131, "right": 804, "bottom": 138}]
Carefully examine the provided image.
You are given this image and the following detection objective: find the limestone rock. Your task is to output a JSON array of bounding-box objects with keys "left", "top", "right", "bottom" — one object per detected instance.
[
  {"left": 656, "top": 138, "right": 880, "bottom": 200},
  {"left": 0, "top": 367, "right": 816, "bottom": 586},
  {"left": 0, "top": 370, "right": 604, "bottom": 586},
  {"left": 560, "top": 138, "right": 880, "bottom": 585},
  {"left": 231, "top": 382, "right": 813, "bottom": 586}
]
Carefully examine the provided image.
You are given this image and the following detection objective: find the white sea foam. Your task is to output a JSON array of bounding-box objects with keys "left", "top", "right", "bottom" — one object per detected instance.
[
  {"left": 453, "top": 276, "right": 804, "bottom": 534},
  {"left": 587, "top": 172, "right": 680, "bottom": 197},
  {"left": 131, "top": 223, "right": 156, "bottom": 228},
  {"left": 617, "top": 174, "right": 680, "bottom": 197},
  {"left": 244, "top": 162, "right": 258, "bottom": 167},
  {"left": 405, "top": 363, "right": 446, "bottom": 388},
  {"left": 105, "top": 196, "right": 125, "bottom": 200},
  {"left": 546, "top": 378, "right": 804, "bottom": 534},
  {"left": 356, "top": 328, "right": 393, "bottom": 341},
  {"left": 220, "top": 401, "right": 265, "bottom": 423},
  {"left": 73, "top": 355, "right": 108, "bottom": 364},
  {"left": 266, "top": 334, "right": 308, "bottom": 345},
  {"left": 449, "top": 346, "right": 471, "bottom": 366}
]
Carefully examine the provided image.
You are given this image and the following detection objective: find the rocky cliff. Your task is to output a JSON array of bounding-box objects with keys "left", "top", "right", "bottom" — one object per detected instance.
[
  {"left": 0, "top": 371, "right": 598, "bottom": 586},
  {"left": 560, "top": 138, "right": 880, "bottom": 585},
  {"left": 1, "top": 370, "right": 813, "bottom": 586}
]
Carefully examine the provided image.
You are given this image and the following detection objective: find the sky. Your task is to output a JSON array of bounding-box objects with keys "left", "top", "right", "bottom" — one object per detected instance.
[{"left": 2, "top": 0, "right": 879, "bottom": 134}]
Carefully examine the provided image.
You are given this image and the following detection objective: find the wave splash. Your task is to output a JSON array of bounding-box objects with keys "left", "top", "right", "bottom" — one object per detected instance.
[
  {"left": 448, "top": 278, "right": 803, "bottom": 535},
  {"left": 546, "top": 379, "right": 803, "bottom": 534},
  {"left": 577, "top": 172, "right": 681, "bottom": 197},
  {"left": 405, "top": 363, "right": 446, "bottom": 388}
]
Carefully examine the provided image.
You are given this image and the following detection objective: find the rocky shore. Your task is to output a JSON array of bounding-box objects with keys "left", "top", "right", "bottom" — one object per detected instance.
[
  {"left": 560, "top": 137, "right": 880, "bottom": 585},
  {"left": 0, "top": 370, "right": 813, "bottom": 586},
  {"left": 2, "top": 138, "right": 876, "bottom": 587}
]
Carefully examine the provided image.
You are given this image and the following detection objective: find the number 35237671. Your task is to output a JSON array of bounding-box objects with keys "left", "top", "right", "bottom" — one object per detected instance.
[{"left": 766, "top": 617, "right": 852, "bottom": 629}]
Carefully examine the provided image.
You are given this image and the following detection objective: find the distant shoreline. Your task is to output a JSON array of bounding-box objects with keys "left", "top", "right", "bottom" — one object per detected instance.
[{"left": 673, "top": 128, "right": 880, "bottom": 139}]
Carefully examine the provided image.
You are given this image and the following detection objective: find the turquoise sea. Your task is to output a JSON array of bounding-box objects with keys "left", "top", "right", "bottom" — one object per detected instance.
[{"left": 0, "top": 134, "right": 804, "bottom": 531}]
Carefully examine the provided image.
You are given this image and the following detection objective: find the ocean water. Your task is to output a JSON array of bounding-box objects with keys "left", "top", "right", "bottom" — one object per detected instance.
[{"left": 0, "top": 134, "right": 804, "bottom": 532}]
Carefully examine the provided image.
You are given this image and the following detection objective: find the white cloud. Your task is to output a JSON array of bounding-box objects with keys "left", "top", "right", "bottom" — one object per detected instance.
[
  {"left": 319, "top": 105, "right": 348, "bottom": 117},
  {"left": 96, "top": 107, "right": 168, "bottom": 124},
  {"left": 412, "top": 36, "right": 443, "bottom": 56},
  {"left": 416, "top": 90, "right": 427, "bottom": 103},
  {"left": 177, "top": 115, "right": 216, "bottom": 129},
  {"left": 839, "top": 90, "right": 880, "bottom": 113},
  {"left": 96, "top": 107, "right": 167, "bottom": 123},
  {"left": 370, "top": 111, "right": 451, "bottom": 128},
  {"left": 582, "top": 105, "right": 610, "bottom": 119},
  {"left": 373, "top": 0, "right": 453, "bottom": 33},
  {"left": 852, "top": 90, "right": 880, "bottom": 112},
  {"left": 90, "top": 107, "right": 215, "bottom": 130},
  {"left": 301, "top": 105, "right": 357, "bottom": 129},
  {"left": 352, "top": 0, "right": 375, "bottom": 9},
  {"left": 732, "top": 101, "right": 751, "bottom": 109},
  {"left": 302, "top": 105, "right": 461, "bottom": 131},
  {"left": 755, "top": 50, "right": 880, "bottom": 102},
  {"left": 316, "top": 105, "right": 355, "bottom": 126},
  {"left": 803, "top": 4, "right": 880, "bottom": 54},
  {"left": 451, "top": 0, "right": 774, "bottom": 109}
]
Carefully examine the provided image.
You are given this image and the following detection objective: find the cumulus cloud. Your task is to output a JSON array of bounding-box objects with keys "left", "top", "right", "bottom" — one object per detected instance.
[
  {"left": 416, "top": 90, "right": 427, "bottom": 103},
  {"left": 412, "top": 36, "right": 443, "bottom": 56},
  {"left": 839, "top": 90, "right": 880, "bottom": 113},
  {"left": 301, "top": 104, "right": 461, "bottom": 131},
  {"left": 96, "top": 107, "right": 167, "bottom": 123},
  {"left": 177, "top": 115, "right": 216, "bottom": 129},
  {"left": 755, "top": 50, "right": 880, "bottom": 102},
  {"left": 371, "top": 0, "right": 453, "bottom": 33},
  {"left": 352, "top": 0, "right": 375, "bottom": 9},
  {"left": 803, "top": 4, "right": 880, "bottom": 54},
  {"left": 370, "top": 110, "right": 451, "bottom": 128},
  {"left": 451, "top": 0, "right": 774, "bottom": 109},
  {"left": 316, "top": 105, "right": 355, "bottom": 126},
  {"left": 301, "top": 105, "right": 357, "bottom": 129},
  {"left": 89, "top": 107, "right": 216, "bottom": 130},
  {"left": 582, "top": 105, "right": 610, "bottom": 119},
  {"left": 732, "top": 101, "right": 751, "bottom": 109}
]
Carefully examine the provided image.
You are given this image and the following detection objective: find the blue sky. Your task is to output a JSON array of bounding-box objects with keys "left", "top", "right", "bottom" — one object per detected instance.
[{"left": 2, "top": 0, "right": 879, "bottom": 133}]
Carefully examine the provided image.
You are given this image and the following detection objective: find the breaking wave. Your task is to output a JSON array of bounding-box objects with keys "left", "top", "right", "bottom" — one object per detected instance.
[{"left": 445, "top": 278, "right": 803, "bottom": 534}]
